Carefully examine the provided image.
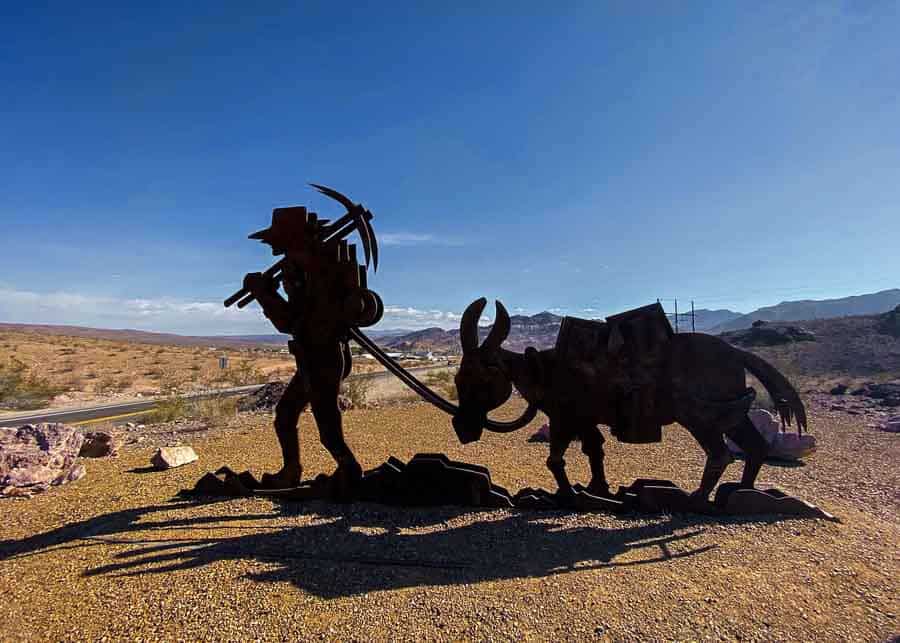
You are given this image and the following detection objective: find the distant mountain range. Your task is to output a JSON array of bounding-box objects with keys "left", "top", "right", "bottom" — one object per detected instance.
[
  {"left": 0, "top": 323, "right": 429, "bottom": 348},
  {"left": 383, "top": 312, "right": 565, "bottom": 355},
  {"left": 0, "top": 323, "right": 289, "bottom": 348},
  {"left": 3, "top": 288, "right": 898, "bottom": 353},
  {"left": 667, "top": 308, "right": 743, "bottom": 332},
  {"left": 709, "top": 289, "right": 900, "bottom": 333}
]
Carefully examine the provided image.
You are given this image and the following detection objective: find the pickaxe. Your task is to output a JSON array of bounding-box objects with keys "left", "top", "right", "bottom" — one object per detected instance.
[{"left": 224, "top": 185, "right": 378, "bottom": 309}]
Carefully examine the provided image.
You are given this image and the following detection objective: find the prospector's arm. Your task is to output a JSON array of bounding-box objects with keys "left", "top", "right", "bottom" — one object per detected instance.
[{"left": 243, "top": 272, "right": 294, "bottom": 334}]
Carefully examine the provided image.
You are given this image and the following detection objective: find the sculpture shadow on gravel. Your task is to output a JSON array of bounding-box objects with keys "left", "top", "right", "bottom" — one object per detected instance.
[{"left": 0, "top": 497, "right": 805, "bottom": 599}]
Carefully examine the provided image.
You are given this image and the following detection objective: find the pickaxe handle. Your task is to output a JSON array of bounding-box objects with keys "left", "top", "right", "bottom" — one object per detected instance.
[{"left": 224, "top": 259, "right": 285, "bottom": 308}]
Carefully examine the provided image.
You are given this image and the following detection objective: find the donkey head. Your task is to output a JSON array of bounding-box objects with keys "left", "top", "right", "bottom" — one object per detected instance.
[{"left": 452, "top": 298, "right": 513, "bottom": 443}]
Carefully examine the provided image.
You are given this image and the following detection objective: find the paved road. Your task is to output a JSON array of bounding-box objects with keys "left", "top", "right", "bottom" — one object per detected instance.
[
  {"left": 0, "top": 365, "right": 454, "bottom": 427},
  {"left": 0, "top": 385, "right": 265, "bottom": 427}
]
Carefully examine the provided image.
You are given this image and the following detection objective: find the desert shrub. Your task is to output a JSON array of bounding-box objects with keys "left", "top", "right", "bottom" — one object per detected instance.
[
  {"left": 147, "top": 393, "right": 238, "bottom": 425},
  {"left": 147, "top": 395, "right": 191, "bottom": 423},
  {"left": 229, "top": 360, "right": 264, "bottom": 386},
  {"left": 203, "top": 367, "right": 231, "bottom": 387},
  {"left": 193, "top": 395, "right": 238, "bottom": 423},
  {"left": 158, "top": 374, "right": 185, "bottom": 396},
  {"left": 423, "top": 369, "right": 458, "bottom": 401},
  {"left": 0, "top": 358, "right": 65, "bottom": 410},
  {"left": 96, "top": 374, "right": 130, "bottom": 393},
  {"left": 63, "top": 373, "right": 86, "bottom": 391},
  {"left": 341, "top": 376, "right": 373, "bottom": 409}
]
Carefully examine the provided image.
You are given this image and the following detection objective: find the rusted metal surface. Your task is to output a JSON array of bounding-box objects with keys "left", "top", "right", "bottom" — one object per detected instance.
[
  {"left": 452, "top": 297, "right": 808, "bottom": 503},
  {"left": 223, "top": 186, "right": 384, "bottom": 497}
]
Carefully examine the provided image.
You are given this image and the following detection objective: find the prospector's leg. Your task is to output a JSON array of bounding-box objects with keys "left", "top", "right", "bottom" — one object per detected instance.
[
  {"left": 309, "top": 344, "right": 362, "bottom": 499},
  {"left": 684, "top": 424, "right": 734, "bottom": 500},
  {"left": 261, "top": 373, "right": 308, "bottom": 489},
  {"left": 725, "top": 415, "right": 769, "bottom": 490},
  {"left": 581, "top": 426, "right": 611, "bottom": 497}
]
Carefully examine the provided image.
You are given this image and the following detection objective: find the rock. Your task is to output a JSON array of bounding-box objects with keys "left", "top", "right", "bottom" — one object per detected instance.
[
  {"left": 878, "top": 304, "right": 900, "bottom": 337},
  {"left": 877, "top": 415, "right": 900, "bottom": 433},
  {"left": 723, "top": 323, "right": 816, "bottom": 347},
  {"left": 59, "top": 463, "right": 86, "bottom": 484},
  {"left": 1, "top": 485, "right": 35, "bottom": 498},
  {"left": 151, "top": 446, "right": 198, "bottom": 470},
  {"left": 829, "top": 384, "right": 848, "bottom": 395},
  {"left": 79, "top": 431, "right": 120, "bottom": 458},
  {"left": 0, "top": 423, "right": 85, "bottom": 496},
  {"left": 237, "top": 381, "right": 287, "bottom": 412},
  {"left": 725, "top": 409, "right": 816, "bottom": 460},
  {"left": 527, "top": 423, "right": 550, "bottom": 443},
  {"left": 847, "top": 382, "right": 900, "bottom": 407}
]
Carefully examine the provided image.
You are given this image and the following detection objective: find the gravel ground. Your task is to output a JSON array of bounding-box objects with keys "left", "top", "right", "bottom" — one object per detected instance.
[{"left": 1, "top": 400, "right": 897, "bottom": 642}]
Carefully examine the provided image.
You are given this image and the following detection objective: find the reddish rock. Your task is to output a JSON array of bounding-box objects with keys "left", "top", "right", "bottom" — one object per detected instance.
[
  {"left": 151, "top": 446, "right": 198, "bottom": 470},
  {"left": 79, "top": 431, "right": 120, "bottom": 458},
  {"left": 0, "top": 423, "right": 85, "bottom": 496},
  {"left": 877, "top": 415, "right": 900, "bottom": 433},
  {"left": 726, "top": 409, "right": 817, "bottom": 460},
  {"left": 527, "top": 423, "right": 550, "bottom": 443}
]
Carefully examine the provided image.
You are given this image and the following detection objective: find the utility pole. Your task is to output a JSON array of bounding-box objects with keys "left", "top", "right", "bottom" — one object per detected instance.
[
  {"left": 691, "top": 300, "right": 695, "bottom": 333},
  {"left": 674, "top": 298, "right": 679, "bottom": 333}
]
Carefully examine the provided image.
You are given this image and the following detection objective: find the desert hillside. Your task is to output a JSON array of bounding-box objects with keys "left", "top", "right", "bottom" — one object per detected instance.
[
  {"left": 720, "top": 305, "right": 900, "bottom": 384},
  {"left": 713, "top": 288, "right": 900, "bottom": 332}
]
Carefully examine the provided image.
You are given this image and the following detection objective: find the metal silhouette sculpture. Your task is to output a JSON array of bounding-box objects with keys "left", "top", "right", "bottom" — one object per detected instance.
[
  {"left": 452, "top": 298, "right": 808, "bottom": 505},
  {"left": 224, "top": 185, "right": 383, "bottom": 497},
  {"left": 218, "top": 188, "right": 832, "bottom": 519}
]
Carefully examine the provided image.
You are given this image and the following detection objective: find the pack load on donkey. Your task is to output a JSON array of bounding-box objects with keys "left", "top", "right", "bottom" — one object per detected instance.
[{"left": 555, "top": 302, "right": 672, "bottom": 444}]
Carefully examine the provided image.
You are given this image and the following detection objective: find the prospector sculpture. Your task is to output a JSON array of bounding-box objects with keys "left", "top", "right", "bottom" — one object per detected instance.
[
  {"left": 215, "top": 187, "right": 829, "bottom": 519},
  {"left": 452, "top": 298, "right": 808, "bottom": 502},
  {"left": 224, "top": 185, "right": 383, "bottom": 497}
]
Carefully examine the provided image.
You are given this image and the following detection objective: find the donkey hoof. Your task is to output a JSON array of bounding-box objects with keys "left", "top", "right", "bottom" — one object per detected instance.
[
  {"left": 554, "top": 489, "right": 577, "bottom": 509},
  {"left": 585, "top": 482, "right": 613, "bottom": 499}
]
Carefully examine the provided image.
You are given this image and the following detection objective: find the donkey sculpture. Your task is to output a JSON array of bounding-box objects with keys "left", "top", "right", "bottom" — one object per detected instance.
[{"left": 451, "top": 298, "right": 807, "bottom": 501}]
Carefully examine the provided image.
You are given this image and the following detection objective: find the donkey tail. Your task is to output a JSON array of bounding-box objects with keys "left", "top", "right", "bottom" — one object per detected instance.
[{"left": 739, "top": 349, "right": 808, "bottom": 434}]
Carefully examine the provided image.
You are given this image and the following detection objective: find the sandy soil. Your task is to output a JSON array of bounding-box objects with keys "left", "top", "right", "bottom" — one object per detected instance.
[
  {"left": 0, "top": 330, "right": 417, "bottom": 415},
  {"left": 0, "top": 400, "right": 897, "bottom": 641}
]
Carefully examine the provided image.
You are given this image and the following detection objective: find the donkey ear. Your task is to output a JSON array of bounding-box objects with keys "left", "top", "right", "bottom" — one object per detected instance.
[
  {"left": 460, "top": 298, "right": 487, "bottom": 353},
  {"left": 481, "top": 300, "right": 511, "bottom": 353}
]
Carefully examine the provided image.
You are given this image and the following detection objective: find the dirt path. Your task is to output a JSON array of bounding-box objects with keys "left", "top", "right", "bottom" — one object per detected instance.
[{"left": 1, "top": 402, "right": 897, "bottom": 641}]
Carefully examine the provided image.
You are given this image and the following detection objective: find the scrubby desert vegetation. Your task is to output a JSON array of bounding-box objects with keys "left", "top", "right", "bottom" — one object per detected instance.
[{"left": 0, "top": 330, "right": 386, "bottom": 412}]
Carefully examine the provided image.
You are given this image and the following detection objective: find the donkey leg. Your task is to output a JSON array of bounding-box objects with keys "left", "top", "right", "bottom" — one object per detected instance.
[
  {"left": 547, "top": 419, "right": 575, "bottom": 498},
  {"left": 685, "top": 425, "right": 734, "bottom": 499},
  {"left": 725, "top": 415, "right": 769, "bottom": 489},
  {"left": 581, "top": 425, "right": 611, "bottom": 497}
]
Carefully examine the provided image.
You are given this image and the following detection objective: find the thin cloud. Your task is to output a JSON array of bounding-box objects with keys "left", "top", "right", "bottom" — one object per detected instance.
[
  {"left": 0, "top": 288, "right": 467, "bottom": 335},
  {"left": 381, "top": 305, "right": 463, "bottom": 329},
  {"left": 0, "top": 288, "right": 267, "bottom": 335},
  {"left": 379, "top": 232, "right": 465, "bottom": 247}
]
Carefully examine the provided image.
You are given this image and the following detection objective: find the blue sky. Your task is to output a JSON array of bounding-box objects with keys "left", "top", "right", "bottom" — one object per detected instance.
[{"left": 2, "top": 2, "right": 898, "bottom": 334}]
